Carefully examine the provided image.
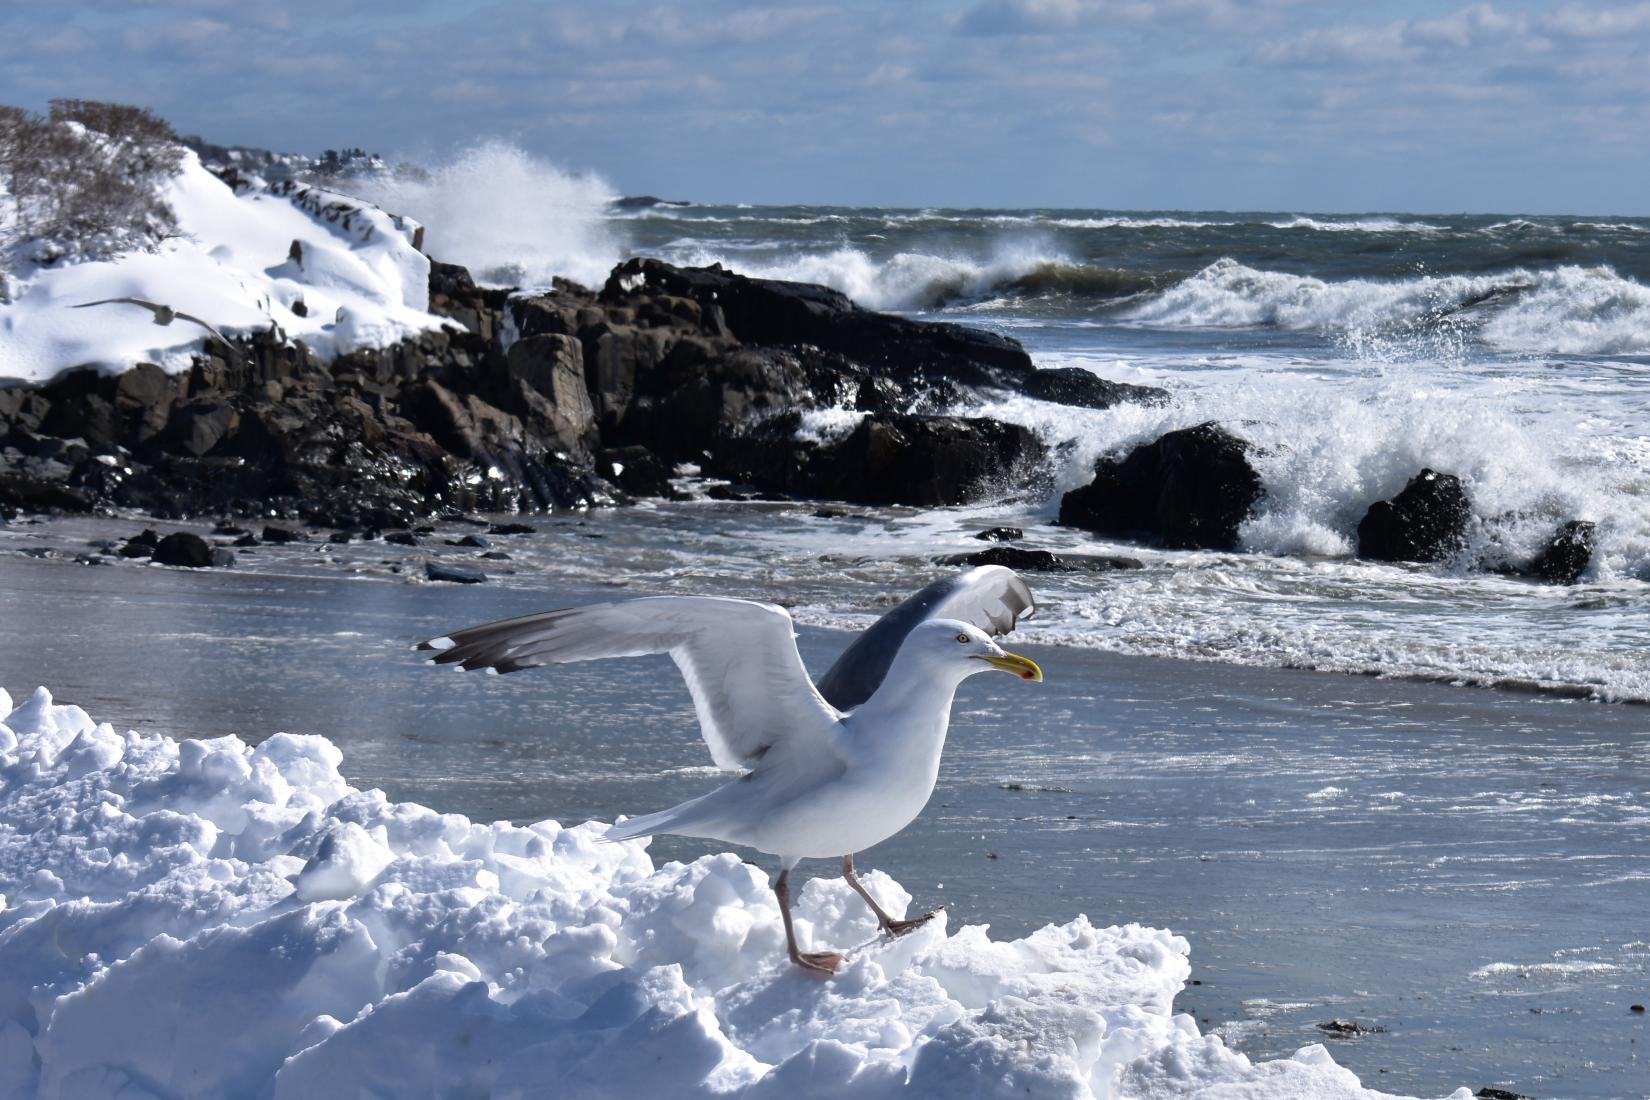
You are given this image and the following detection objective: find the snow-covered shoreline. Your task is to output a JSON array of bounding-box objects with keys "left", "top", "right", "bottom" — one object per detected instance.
[
  {"left": 0, "top": 686, "right": 1462, "bottom": 1098},
  {"left": 1, "top": 150, "right": 443, "bottom": 383}
]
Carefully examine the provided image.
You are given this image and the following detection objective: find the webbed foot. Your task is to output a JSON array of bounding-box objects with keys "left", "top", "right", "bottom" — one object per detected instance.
[
  {"left": 793, "top": 950, "right": 844, "bottom": 975},
  {"left": 881, "top": 910, "right": 939, "bottom": 938}
]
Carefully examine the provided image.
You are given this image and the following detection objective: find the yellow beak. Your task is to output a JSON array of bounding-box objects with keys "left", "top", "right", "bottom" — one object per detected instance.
[{"left": 974, "top": 651, "right": 1044, "bottom": 682}]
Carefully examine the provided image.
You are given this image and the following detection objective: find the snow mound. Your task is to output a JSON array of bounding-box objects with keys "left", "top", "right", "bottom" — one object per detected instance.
[
  {"left": 0, "top": 687, "right": 1464, "bottom": 1099},
  {"left": 0, "top": 151, "right": 444, "bottom": 383}
]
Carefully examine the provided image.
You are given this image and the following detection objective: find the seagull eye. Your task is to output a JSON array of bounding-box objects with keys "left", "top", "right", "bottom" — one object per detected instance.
[{"left": 956, "top": 632, "right": 971, "bottom": 643}]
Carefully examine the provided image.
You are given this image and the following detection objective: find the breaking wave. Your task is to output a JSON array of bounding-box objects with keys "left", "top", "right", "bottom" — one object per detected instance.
[
  {"left": 1119, "top": 259, "right": 1650, "bottom": 355},
  {"left": 665, "top": 243, "right": 1106, "bottom": 312},
  {"left": 345, "top": 141, "right": 621, "bottom": 288}
]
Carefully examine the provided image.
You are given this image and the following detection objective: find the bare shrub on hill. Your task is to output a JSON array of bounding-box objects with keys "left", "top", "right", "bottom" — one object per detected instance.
[{"left": 0, "top": 99, "right": 184, "bottom": 274}]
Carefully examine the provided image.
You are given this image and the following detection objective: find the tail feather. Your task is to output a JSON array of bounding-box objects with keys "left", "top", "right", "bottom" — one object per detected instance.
[{"left": 605, "top": 792, "right": 721, "bottom": 843}]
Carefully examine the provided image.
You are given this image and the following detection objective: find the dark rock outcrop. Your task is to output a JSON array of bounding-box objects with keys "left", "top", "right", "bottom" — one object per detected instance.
[
  {"left": 1356, "top": 470, "right": 1470, "bottom": 563},
  {"left": 1530, "top": 520, "right": 1595, "bottom": 585},
  {"left": 596, "top": 446, "right": 676, "bottom": 499},
  {"left": 3, "top": 255, "right": 1159, "bottom": 522},
  {"left": 1021, "top": 368, "right": 1168, "bottom": 410},
  {"left": 720, "top": 412, "right": 1047, "bottom": 507},
  {"left": 151, "top": 531, "right": 214, "bottom": 567},
  {"left": 937, "top": 546, "right": 1144, "bottom": 572},
  {"left": 604, "top": 257, "right": 1036, "bottom": 391},
  {"left": 1059, "top": 423, "right": 1263, "bottom": 550}
]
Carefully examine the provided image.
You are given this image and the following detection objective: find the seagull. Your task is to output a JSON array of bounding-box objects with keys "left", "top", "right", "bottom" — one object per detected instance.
[
  {"left": 71, "top": 297, "right": 235, "bottom": 349},
  {"left": 418, "top": 566, "right": 1041, "bottom": 975}
]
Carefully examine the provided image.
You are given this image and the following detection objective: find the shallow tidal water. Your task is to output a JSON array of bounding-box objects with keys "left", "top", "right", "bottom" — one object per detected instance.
[{"left": 2, "top": 535, "right": 1646, "bottom": 1099}]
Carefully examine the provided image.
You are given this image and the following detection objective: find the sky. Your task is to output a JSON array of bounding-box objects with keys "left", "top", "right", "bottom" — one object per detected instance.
[{"left": 2, "top": 0, "right": 1648, "bottom": 213}]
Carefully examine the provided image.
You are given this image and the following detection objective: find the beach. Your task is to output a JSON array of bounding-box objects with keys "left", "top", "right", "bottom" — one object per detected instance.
[{"left": 2, "top": 529, "right": 1644, "bottom": 1098}]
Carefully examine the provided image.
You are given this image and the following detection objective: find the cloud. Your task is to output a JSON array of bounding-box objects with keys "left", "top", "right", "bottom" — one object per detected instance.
[
  {"left": 958, "top": 0, "right": 1094, "bottom": 36},
  {"left": 1255, "top": 2, "right": 1535, "bottom": 67},
  {"left": 1403, "top": 3, "right": 1525, "bottom": 49},
  {"left": 1539, "top": 1, "right": 1650, "bottom": 38},
  {"left": 0, "top": 0, "right": 1645, "bottom": 211}
]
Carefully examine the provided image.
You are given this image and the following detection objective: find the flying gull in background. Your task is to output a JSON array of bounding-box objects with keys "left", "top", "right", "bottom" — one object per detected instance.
[
  {"left": 72, "top": 296, "right": 235, "bottom": 350},
  {"left": 418, "top": 566, "right": 1040, "bottom": 974}
]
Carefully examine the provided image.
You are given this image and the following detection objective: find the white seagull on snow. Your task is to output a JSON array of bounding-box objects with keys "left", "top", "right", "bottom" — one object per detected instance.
[{"left": 418, "top": 565, "right": 1041, "bottom": 974}]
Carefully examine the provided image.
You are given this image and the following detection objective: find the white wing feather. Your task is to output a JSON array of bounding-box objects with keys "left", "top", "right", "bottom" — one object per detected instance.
[{"left": 419, "top": 596, "right": 841, "bottom": 770}]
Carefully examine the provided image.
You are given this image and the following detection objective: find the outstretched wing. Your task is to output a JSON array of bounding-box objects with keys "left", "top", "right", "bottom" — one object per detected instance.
[
  {"left": 72, "top": 297, "right": 160, "bottom": 313},
  {"left": 172, "top": 310, "right": 234, "bottom": 347},
  {"left": 418, "top": 596, "right": 841, "bottom": 771},
  {"left": 815, "top": 565, "right": 1036, "bottom": 709}
]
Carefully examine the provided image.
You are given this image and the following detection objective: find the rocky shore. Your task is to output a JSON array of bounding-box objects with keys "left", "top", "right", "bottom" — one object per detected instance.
[
  {"left": 0, "top": 252, "right": 1592, "bottom": 582},
  {"left": 0, "top": 255, "right": 1159, "bottom": 529}
]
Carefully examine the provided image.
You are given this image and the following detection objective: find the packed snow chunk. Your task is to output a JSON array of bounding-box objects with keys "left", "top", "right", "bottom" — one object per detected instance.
[
  {"left": 0, "top": 150, "right": 444, "bottom": 383},
  {"left": 0, "top": 688, "right": 1468, "bottom": 1099},
  {"left": 294, "top": 822, "right": 397, "bottom": 901}
]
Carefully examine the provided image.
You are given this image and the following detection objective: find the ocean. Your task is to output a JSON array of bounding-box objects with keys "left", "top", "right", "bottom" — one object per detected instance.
[{"left": 574, "top": 201, "right": 1650, "bottom": 702}]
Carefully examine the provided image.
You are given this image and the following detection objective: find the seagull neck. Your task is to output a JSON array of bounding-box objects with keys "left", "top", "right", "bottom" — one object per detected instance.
[{"left": 854, "top": 657, "right": 965, "bottom": 723}]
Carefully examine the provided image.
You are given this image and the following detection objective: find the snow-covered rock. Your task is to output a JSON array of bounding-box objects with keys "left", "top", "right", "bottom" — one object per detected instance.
[
  {"left": 0, "top": 687, "right": 1466, "bottom": 1099},
  {"left": 0, "top": 151, "right": 443, "bottom": 383}
]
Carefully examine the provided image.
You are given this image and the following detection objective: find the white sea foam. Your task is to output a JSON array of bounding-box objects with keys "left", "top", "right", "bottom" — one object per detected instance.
[
  {"left": 347, "top": 141, "right": 620, "bottom": 289},
  {"left": 1267, "top": 216, "right": 1445, "bottom": 233}
]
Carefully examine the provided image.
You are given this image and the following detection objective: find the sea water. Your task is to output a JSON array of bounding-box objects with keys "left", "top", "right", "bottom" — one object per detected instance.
[
  {"left": 0, "top": 541, "right": 1645, "bottom": 1099},
  {"left": 354, "top": 168, "right": 1650, "bottom": 700}
]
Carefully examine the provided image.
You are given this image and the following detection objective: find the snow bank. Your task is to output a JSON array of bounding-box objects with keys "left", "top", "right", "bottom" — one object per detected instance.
[
  {"left": 0, "top": 687, "right": 1464, "bottom": 1099},
  {"left": 0, "top": 151, "right": 443, "bottom": 383}
]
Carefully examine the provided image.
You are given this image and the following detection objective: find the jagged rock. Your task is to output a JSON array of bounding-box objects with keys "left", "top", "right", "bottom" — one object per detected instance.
[
  {"left": 487, "top": 522, "right": 536, "bottom": 535},
  {"left": 1059, "top": 423, "right": 1263, "bottom": 550},
  {"left": 384, "top": 530, "right": 419, "bottom": 546},
  {"left": 726, "top": 412, "right": 1046, "bottom": 507},
  {"left": 1530, "top": 520, "right": 1595, "bottom": 584},
  {"left": 151, "top": 531, "right": 214, "bottom": 567},
  {"left": 446, "top": 534, "right": 490, "bottom": 549},
  {"left": 1357, "top": 470, "right": 1470, "bottom": 563},
  {"left": 1020, "top": 368, "right": 1167, "bottom": 409},
  {"left": 428, "top": 260, "right": 477, "bottom": 298},
  {"left": 119, "top": 530, "right": 160, "bottom": 557},
  {"left": 937, "top": 546, "right": 1144, "bottom": 572},
  {"left": 605, "top": 257, "right": 1035, "bottom": 391},
  {"left": 262, "top": 526, "right": 301, "bottom": 543},
  {"left": 164, "top": 399, "right": 238, "bottom": 457},
  {"left": 973, "top": 526, "right": 1023, "bottom": 542},
  {"left": 1314, "top": 1020, "right": 1386, "bottom": 1038},
  {"left": 3, "top": 255, "right": 1069, "bottom": 522},
  {"left": 504, "top": 334, "right": 596, "bottom": 453},
  {"left": 597, "top": 445, "right": 675, "bottom": 498}
]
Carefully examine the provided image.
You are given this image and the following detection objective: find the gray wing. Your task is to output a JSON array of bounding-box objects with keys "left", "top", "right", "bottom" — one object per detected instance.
[
  {"left": 417, "top": 595, "right": 841, "bottom": 771},
  {"left": 171, "top": 310, "right": 234, "bottom": 347},
  {"left": 815, "top": 565, "right": 1036, "bottom": 709},
  {"left": 72, "top": 297, "right": 161, "bottom": 314}
]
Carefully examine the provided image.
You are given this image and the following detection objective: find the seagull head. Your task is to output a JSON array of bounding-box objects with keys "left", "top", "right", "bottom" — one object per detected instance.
[{"left": 916, "top": 619, "right": 1043, "bottom": 683}]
